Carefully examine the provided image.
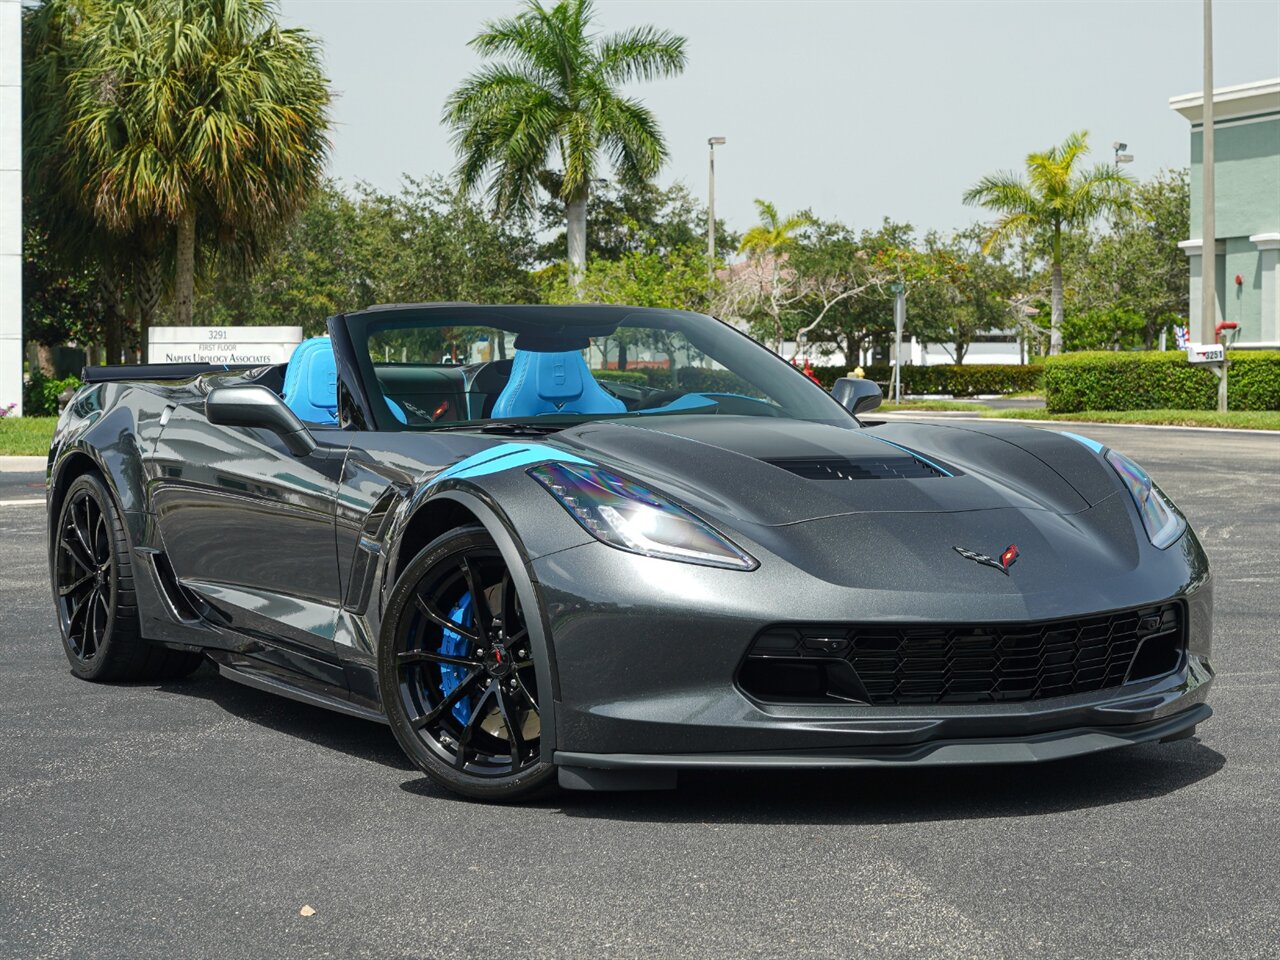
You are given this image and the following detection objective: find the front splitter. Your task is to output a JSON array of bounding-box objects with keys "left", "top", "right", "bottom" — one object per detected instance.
[{"left": 555, "top": 703, "right": 1211, "bottom": 790}]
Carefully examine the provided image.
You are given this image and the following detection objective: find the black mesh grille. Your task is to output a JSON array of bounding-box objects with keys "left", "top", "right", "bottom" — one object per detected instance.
[
  {"left": 741, "top": 603, "right": 1184, "bottom": 706},
  {"left": 765, "top": 455, "right": 943, "bottom": 481}
]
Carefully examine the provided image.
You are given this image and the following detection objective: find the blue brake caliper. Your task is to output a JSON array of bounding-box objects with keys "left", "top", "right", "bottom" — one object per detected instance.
[{"left": 438, "top": 592, "right": 474, "bottom": 724}]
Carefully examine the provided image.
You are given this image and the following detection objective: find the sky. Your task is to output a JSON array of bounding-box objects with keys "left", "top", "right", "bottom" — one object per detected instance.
[{"left": 277, "top": 0, "right": 1280, "bottom": 238}]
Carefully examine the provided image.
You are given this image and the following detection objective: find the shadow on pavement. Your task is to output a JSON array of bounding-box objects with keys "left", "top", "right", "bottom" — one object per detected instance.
[
  {"left": 542, "top": 739, "right": 1225, "bottom": 825},
  {"left": 158, "top": 660, "right": 414, "bottom": 771},
  {"left": 159, "top": 662, "right": 1225, "bottom": 822}
]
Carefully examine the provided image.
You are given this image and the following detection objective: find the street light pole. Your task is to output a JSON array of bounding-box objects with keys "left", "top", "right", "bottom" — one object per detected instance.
[
  {"left": 1201, "top": 0, "right": 1217, "bottom": 349},
  {"left": 707, "top": 137, "right": 725, "bottom": 283},
  {"left": 1202, "top": 0, "right": 1227, "bottom": 412}
]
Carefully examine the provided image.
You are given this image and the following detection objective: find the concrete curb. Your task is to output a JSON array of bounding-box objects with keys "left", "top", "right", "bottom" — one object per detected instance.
[
  {"left": 873, "top": 412, "right": 1280, "bottom": 436},
  {"left": 0, "top": 456, "right": 46, "bottom": 472}
]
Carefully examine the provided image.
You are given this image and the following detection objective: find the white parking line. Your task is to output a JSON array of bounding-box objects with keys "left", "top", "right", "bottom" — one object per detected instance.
[{"left": 0, "top": 498, "right": 44, "bottom": 507}]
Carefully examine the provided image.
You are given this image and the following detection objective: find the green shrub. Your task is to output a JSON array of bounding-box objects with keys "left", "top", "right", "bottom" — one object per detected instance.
[
  {"left": 592, "top": 369, "right": 651, "bottom": 387},
  {"left": 23, "top": 372, "right": 82, "bottom": 417},
  {"left": 809, "top": 364, "right": 1043, "bottom": 397},
  {"left": 1043, "top": 351, "right": 1280, "bottom": 413}
]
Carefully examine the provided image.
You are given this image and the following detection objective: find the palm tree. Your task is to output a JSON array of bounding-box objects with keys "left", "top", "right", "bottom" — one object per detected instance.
[
  {"left": 963, "top": 131, "right": 1132, "bottom": 354},
  {"left": 734, "top": 199, "right": 812, "bottom": 349},
  {"left": 59, "top": 0, "right": 330, "bottom": 327},
  {"left": 445, "top": 0, "right": 686, "bottom": 292}
]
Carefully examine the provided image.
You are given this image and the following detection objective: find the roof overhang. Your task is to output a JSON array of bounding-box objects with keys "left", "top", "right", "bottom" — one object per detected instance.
[{"left": 1169, "top": 78, "right": 1280, "bottom": 124}]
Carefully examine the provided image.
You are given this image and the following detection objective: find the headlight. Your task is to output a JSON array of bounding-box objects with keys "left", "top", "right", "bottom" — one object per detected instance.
[
  {"left": 1104, "top": 449, "right": 1186, "bottom": 549},
  {"left": 528, "top": 462, "right": 758, "bottom": 570}
]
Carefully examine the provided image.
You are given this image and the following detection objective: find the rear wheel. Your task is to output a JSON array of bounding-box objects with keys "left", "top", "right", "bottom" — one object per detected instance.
[
  {"left": 53, "top": 473, "right": 202, "bottom": 681},
  {"left": 379, "top": 525, "right": 554, "bottom": 801}
]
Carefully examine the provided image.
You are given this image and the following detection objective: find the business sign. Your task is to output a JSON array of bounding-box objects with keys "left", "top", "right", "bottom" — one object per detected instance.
[
  {"left": 1186, "top": 342, "right": 1225, "bottom": 365},
  {"left": 148, "top": 326, "right": 304, "bottom": 365}
]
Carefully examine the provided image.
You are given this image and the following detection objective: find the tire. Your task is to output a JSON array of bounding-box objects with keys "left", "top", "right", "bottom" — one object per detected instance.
[
  {"left": 52, "top": 472, "right": 203, "bottom": 682},
  {"left": 379, "top": 525, "right": 556, "bottom": 801}
]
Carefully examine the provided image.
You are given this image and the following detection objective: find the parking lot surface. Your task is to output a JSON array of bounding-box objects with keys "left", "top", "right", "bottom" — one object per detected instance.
[{"left": 1, "top": 425, "right": 1277, "bottom": 959}]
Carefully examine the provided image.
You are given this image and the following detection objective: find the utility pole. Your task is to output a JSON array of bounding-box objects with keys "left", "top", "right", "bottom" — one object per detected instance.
[
  {"left": 1202, "top": 0, "right": 1227, "bottom": 411},
  {"left": 707, "top": 137, "right": 725, "bottom": 285},
  {"left": 890, "top": 281, "right": 905, "bottom": 403}
]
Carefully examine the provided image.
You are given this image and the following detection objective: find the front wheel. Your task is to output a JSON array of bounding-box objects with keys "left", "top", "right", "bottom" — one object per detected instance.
[{"left": 378, "top": 525, "right": 555, "bottom": 801}]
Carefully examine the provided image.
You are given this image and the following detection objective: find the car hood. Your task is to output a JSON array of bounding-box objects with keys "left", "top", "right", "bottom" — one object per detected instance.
[{"left": 547, "top": 415, "right": 1113, "bottom": 528}]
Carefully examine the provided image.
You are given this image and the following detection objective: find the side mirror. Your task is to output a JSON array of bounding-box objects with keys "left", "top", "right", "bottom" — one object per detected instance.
[
  {"left": 205, "top": 385, "right": 316, "bottom": 457},
  {"left": 832, "top": 377, "right": 883, "bottom": 416}
]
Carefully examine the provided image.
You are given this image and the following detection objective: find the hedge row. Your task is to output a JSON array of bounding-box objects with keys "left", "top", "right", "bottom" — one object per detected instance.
[
  {"left": 1043, "top": 351, "right": 1280, "bottom": 413},
  {"left": 810, "top": 364, "right": 1044, "bottom": 397}
]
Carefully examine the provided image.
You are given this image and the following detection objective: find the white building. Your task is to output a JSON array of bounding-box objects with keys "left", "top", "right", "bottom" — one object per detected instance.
[{"left": 1, "top": 0, "right": 21, "bottom": 415}]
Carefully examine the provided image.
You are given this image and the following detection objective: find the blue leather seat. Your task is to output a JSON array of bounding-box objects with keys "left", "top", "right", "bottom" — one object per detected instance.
[
  {"left": 492, "top": 350, "right": 626, "bottom": 419},
  {"left": 283, "top": 336, "right": 408, "bottom": 426},
  {"left": 283, "top": 337, "right": 338, "bottom": 425}
]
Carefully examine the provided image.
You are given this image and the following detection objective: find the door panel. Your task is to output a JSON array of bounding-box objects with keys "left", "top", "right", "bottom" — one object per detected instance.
[{"left": 149, "top": 401, "right": 351, "bottom": 655}]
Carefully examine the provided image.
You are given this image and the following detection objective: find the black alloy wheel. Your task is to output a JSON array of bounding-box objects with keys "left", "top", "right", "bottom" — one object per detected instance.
[
  {"left": 379, "top": 525, "right": 554, "bottom": 800},
  {"left": 52, "top": 472, "right": 203, "bottom": 681},
  {"left": 56, "top": 482, "right": 115, "bottom": 663}
]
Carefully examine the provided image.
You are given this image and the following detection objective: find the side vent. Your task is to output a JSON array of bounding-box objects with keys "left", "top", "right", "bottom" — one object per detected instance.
[
  {"left": 764, "top": 455, "right": 944, "bottom": 481},
  {"left": 149, "top": 550, "right": 208, "bottom": 623}
]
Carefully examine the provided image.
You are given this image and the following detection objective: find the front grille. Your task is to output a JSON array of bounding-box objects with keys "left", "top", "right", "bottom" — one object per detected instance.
[
  {"left": 764, "top": 455, "right": 943, "bottom": 481},
  {"left": 739, "top": 603, "right": 1184, "bottom": 706}
]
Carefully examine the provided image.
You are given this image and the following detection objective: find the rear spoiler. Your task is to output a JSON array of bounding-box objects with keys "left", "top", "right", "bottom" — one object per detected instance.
[{"left": 80, "top": 363, "right": 262, "bottom": 384}]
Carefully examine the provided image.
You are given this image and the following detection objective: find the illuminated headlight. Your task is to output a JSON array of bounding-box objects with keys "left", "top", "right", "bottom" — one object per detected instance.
[
  {"left": 528, "top": 462, "right": 758, "bottom": 570},
  {"left": 1105, "top": 450, "right": 1186, "bottom": 549}
]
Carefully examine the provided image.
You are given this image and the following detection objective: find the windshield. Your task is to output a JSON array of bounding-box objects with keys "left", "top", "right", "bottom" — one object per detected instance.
[{"left": 348, "top": 306, "right": 854, "bottom": 432}]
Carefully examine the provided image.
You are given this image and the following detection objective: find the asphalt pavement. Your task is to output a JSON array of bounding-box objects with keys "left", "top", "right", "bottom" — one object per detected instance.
[{"left": 1, "top": 425, "right": 1278, "bottom": 960}]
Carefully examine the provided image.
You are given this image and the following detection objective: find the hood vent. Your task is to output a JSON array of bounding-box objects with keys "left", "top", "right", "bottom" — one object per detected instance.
[{"left": 764, "top": 455, "right": 944, "bottom": 481}]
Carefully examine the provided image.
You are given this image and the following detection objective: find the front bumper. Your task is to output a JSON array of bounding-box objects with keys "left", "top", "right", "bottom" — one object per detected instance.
[{"left": 531, "top": 535, "right": 1214, "bottom": 764}]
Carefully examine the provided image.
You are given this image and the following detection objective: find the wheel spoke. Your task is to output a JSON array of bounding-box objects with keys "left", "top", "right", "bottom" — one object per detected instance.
[
  {"left": 495, "top": 686, "right": 527, "bottom": 767},
  {"left": 71, "top": 500, "right": 95, "bottom": 564},
  {"left": 58, "top": 570, "right": 96, "bottom": 597},
  {"left": 515, "top": 681, "right": 539, "bottom": 715},
  {"left": 453, "top": 681, "right": 494, "bottom": 770},
  {"left": 67, "top": 589, "right": 92, "bottom": 644},
  {"left": 93, "top": 508, "right": 109, "bottom": 565},
  {"left": 61, "top": 529, "right": 94, "bottom": 573},
  {"left": 398, "top": 649, "right": 480, "bottom": 669},
  {"left": 411, "top": 668, "right": 483, "bottom": 729},
  {"left": 414, "top": 595, "right": 479, "bottom": 643},
  {"left": 81, "top": 587, "right": 101, "bottom": 656},
  {"left": 460, "top": 557, "right": 491, "bottom": 644}
]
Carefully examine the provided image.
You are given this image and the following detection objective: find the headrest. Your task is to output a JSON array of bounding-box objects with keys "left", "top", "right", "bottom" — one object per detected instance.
[{"left": 513, "top": 332, "right": 592, "bottom": 352}]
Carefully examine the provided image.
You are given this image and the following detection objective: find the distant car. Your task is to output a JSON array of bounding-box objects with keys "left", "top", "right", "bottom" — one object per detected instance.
[{"left": 47, "top": 304, "right": 1213, "bottom": 800}]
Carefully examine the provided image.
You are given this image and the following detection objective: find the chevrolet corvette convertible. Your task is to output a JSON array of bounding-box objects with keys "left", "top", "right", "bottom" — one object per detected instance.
[{"left": 46, "top": 304, "right": 1213, "bottom": 800}]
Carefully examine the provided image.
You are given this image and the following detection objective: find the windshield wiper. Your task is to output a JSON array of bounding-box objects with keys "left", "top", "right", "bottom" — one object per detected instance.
[{"left": 425, "top": 420, "right": 570, "bottom": 436}]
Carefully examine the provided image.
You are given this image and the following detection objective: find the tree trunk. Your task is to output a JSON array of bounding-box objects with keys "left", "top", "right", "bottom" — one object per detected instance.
[
  {"left": 1049, "top": 261, "right": 1064, "bottom": 355},
  {"left": 98, "top": 273, "right": 129, "bottom": 366},
  {"left": 1049, "top": 224, "right": 1064, "bottom": 355},
  {"left": 174, "top": 207, "right": 196, "bottom": 325},
  {"left": 955, "top": 339, "right": 968, "bottom": 365},
  {"left": 566, "top": 192, "right": 588, "bottom": 298},
  {"left": 35, "top": 344, "right": 55, "bottom": 376},
  {"left": 135, "top": 253, "right": 164, "bottom": 359}
]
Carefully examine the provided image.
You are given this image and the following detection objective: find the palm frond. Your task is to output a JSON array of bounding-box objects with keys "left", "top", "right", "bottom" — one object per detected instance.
[{"left": 595, "top": 25, "right": 687, "bottom": 85}]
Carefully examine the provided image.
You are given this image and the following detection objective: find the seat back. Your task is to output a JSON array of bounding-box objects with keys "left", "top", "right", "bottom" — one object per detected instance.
[
  {"left": 491, "top": 350, "right": 626, "bottom": 419},
  {"left": 282, "top": 337, "right": 338, "bottom": 425}
]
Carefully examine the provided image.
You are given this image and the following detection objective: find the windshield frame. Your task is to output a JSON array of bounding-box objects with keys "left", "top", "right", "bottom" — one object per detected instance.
[{"left": 337, "top": 303, "right": 858, "bottom": 434}]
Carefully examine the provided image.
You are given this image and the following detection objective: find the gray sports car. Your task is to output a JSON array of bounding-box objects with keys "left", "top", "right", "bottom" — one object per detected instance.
[{"left": 46, "top": 304, "right": 1213, "bottom": 800}]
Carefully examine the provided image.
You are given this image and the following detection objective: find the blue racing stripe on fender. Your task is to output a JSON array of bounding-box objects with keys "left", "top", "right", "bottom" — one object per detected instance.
[
  {"left": 436, "top": 443, "right": 593, "bottom": 482},
  {"left": 1060, "top": 431, "right": 1106, "bottom": 454}
]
